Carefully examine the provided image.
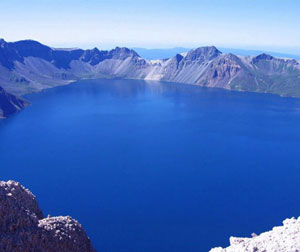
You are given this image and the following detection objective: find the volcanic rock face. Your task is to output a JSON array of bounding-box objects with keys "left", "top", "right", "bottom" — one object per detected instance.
[
  {"left": 0, "top": 86, "right": 28, "bottom": 119},
  {"left": 1, "top": 38, "right": 300, "bottom": 97},
  {"left": 210, "top": 217, "right": 300, "bottom": 252},
  {"left": 0, "top": 180, "right": 96, "bottom": 252}
]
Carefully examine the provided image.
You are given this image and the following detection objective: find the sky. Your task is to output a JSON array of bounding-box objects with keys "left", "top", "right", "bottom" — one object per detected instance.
[{"left": 0, "top": 0, "right": 300, "bottom": 54}]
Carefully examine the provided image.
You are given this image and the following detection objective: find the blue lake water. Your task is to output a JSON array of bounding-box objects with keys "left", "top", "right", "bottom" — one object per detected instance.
[{"left": 1, "top": 79, "right": 300, "bottom": 252}]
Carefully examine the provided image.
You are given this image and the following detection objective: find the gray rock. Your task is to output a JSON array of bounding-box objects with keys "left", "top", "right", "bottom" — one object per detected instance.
[
  {"left": 210, "top": 217, "right": 300, "bottom": 252},
  {"left": 0, "top": 180, "right": 96, "bottom": 252}
]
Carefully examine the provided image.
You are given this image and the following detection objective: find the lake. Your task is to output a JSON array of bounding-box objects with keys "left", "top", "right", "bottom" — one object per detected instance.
[{"left": 1, "top": 79, "right": 300, "bottom": 252}]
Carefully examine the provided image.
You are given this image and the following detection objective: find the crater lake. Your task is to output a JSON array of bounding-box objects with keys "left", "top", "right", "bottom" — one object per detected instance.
[{"left": 1, "top": 79, "right": 300, "bottom": 252}]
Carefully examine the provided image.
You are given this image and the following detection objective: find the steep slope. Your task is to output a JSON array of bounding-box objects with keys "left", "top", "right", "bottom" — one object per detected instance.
[
  {"left": 210, "top": 217, "right": 300, "bottom": 252},
  {"left": 1, "top": 38, "right": 300, "bottom": 97},
  {"left": 0, "top": 180, "right": 96, "bottom": 252},
  {"left": 150, "top": 49, "right": 300, "bottom": 96},
  {"left": 0, "top": 39, "right": 149, "bottom": 95},
  {"left": 246, "top": 54, "right": 300, "bottom": 96},
  {"left": 0, "top": 86, "right": 28, "bottom": 119}
]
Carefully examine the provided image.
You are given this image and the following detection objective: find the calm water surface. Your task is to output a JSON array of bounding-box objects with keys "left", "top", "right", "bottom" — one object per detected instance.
[{"left": 1, "top": 79, "right": 300, "bottom": 252}]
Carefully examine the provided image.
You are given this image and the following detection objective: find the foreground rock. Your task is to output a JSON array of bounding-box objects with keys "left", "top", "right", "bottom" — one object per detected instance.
[
  {"left": 0, "top": 180, "right": 96, "bottom": 252},
  {"left": 210, "top": 217, "right": 300, "bottom": 252},
  {"left": 0, "top": 86, "right": 28, "bottom": 119}
]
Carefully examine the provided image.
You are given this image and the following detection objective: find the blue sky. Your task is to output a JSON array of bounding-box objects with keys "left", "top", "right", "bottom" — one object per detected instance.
[{"left": 0, "top": 0, "right": 300, "bottom": 53}]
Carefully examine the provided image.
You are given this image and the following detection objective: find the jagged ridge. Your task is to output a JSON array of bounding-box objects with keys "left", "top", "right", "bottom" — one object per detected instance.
[{"left": 0, "top": 38, "right": 300, "bottom": 98}]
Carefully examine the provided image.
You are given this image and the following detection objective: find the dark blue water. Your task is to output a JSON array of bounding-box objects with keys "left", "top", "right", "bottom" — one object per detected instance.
[{"left": 1, "top": 79, "right": 300, "bottom": 252}]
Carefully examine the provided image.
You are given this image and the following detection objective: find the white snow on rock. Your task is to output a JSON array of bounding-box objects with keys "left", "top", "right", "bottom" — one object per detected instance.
[{"left": 210, "top": 217, "right": 300, "bottom": 252}]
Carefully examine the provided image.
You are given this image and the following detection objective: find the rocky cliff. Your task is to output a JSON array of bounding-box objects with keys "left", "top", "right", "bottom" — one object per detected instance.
[
  {"left": 210, "top": 217, "right": 300, "bottom": 252},
  {"left": 1, "top": 179, "right": 299, "bottom": 252},
  {"left": 0, "top": 86, "right": 28, "bottom": 119},
  {"left": 1, "top": 39, "right": 300, "bottom": 98},
  {"left": 0, "top": 180, "right": 96, "bottom": 252}
]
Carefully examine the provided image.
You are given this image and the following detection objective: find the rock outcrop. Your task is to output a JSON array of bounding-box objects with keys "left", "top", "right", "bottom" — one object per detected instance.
[
  {"left": 0, "top": 86, "right": 28, "bottom": 119},
  {"left": 0, "top": 180, "right": 96, "bottom": 252},
  {"left": 1, "top": 38, "right": 300, "bottom": 97},
  {"left": 210, "top": 217, "right": 300, "bottom": 252},
  {"left": 1, "top": 180, "right": 300, "bottom": 252}
]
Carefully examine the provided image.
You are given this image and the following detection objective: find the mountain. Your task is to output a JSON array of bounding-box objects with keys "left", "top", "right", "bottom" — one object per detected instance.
[
  {"left": 0, "top": 86, "right": 28, "bottom": 119},
  {"left": 133, "top": 46, "right": 300, "bottom": 60},
  {"left": 143, "top": 48, "right": 300, "bottom": 97},
  {"left": 219, "top": 47, "right": 300, "bottom": 60},
  {"left": 0, "top": 39, "right": 148, "bottom": 96},
  {"left": 1, "top": 38, "right": 300, "bottom": 101}
]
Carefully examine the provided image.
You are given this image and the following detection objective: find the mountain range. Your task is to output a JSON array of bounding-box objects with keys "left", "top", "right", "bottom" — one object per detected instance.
[
  {"left": 133, "top": 47, "right": 300, "bottom": 60},
  {"left": 1, "top": 39, "right": 300, "bottom": 118}
]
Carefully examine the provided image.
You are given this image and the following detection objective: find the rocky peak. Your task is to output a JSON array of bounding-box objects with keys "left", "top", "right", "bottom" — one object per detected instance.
[
  {"left": 174, "top": 53, "right": 184, "bottom": 62},
  {"left": 0, "top": 38, "right": 6, "bottom": 47},
  {"left": 12, "top": 39, "right": 51, "bottom": 50},
  {"left": 213, "top": 53, "right": 245, "bottom": 67},
  {"left": 109, "top": 47, "right": 140, "bottom": 59},
  {"left": 91, "top": 47, "right": 100, "bottom": 53},
  {"left": 285, "top": 58, "right": 299, "bottom": 65},
  {"left": 185, "top": 46, "right": 222, "bottom": 62},
  {"left": 252, "top": 53, "right": 274, "bottom": 64},
  {"left": 81, "top": 47, "right": 107, "bottom": 65},
  {"left": 11, "top": 39, "right": 53, "bottom": 61},
  {"left": 224, "top": 53, "right": 240, "bottom": 60}
]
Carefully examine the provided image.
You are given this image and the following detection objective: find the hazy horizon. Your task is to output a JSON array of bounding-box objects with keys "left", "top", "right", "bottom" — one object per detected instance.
[
  {"left": 1, "top": 0, "right": 300, "bottom": 54},
  {"left": 2, "top": 38, "right": 300, "bottom": 58}
]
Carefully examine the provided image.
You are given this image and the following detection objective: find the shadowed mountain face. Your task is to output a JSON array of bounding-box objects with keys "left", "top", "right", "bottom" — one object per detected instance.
[
  {"left": 0, "top": 86, "right": 28, "bottom": 118},
  {"left": 0, "top": 39, "right": 300, "bottom": 98}
]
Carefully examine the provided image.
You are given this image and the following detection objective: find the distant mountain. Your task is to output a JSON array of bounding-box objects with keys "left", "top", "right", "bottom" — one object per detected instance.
[
  {"left": 219, "top": 48, "right": 300, "bottom": 60},
  {"left": 133, "top": 47, "right": 300, "bottom": 60},
  {"left": 0, "top": 86, "right": 28, "bottom": 119},
  {"left": 1, "top": 38, "right": 300, "bottom": 110}
]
